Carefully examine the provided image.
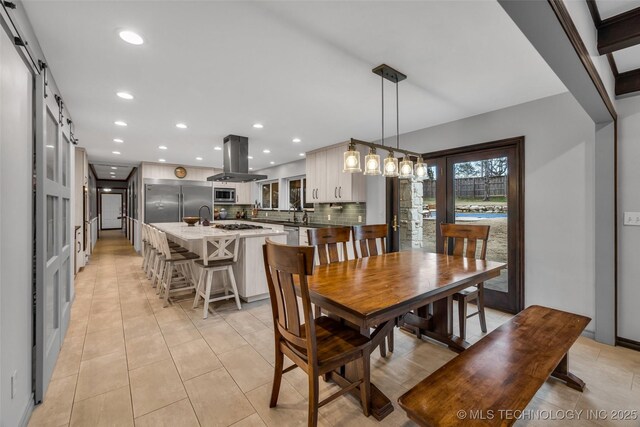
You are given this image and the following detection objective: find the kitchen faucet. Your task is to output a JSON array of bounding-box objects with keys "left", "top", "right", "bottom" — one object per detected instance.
[
  {"left": 198, "top": 205, "right": 211, "bottom": 226},
  {"left": 290, "top": 206, "right": 298, "bottom": 223}
]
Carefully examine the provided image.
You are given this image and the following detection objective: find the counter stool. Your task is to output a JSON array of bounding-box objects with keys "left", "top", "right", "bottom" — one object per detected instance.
[
  {"left": 192, "top": 234, "right": 241, "bottom": 318},
  {"left": 149, "top": 226, "right": 189, "bottom": 290},
  {"left": 156, "top": 230, "right": 200, "bottom": 307}
]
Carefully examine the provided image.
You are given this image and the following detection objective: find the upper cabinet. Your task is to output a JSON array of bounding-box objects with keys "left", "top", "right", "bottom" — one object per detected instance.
[
  {"left": 306, "top": 144, "right": 366, "bottom": 203},
  {"left": 236, "top": 182, "right": 253, "bottom": 205}
]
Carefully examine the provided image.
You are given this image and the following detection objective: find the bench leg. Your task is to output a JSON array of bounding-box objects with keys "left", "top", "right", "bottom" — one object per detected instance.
[{"left": 551, "top": 354, "right": 585, "bottom": 392}]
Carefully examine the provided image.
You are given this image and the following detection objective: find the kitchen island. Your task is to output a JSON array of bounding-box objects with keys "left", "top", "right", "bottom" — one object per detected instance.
[{"left": 152, "top": 222, "right": 286, "bottom": 302}]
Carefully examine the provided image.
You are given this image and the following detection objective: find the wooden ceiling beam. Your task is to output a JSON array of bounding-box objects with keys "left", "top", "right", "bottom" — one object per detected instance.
[
  {"left": 597, "top": 6, "right": 640, "bottom": 54},
  {"left": 616, "top": 68, "right": 640, "bottom": 96}
]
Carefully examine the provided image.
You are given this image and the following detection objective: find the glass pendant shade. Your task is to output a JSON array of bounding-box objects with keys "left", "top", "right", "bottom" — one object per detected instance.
[
  {"left": 399, "top": 157, "right": 414, "bottom": 179},
  {"left": 343, "top": 145, "right": 362, "bottom": 173},
  {"left": 363, "top": 149, "right": 381, "bottom": 175},
  {"left": 383, "top": 153, "right": 399, "bottom": 177},
  {"left": 414, "top": 157, "right": 428, "bottom": 180}
]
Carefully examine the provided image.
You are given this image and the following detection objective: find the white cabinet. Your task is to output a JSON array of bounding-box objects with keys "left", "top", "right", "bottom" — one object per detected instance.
[
  {"left": 306, "top": 150, "right": 326, "bottom": 202},
  {"left": 235, "top": 183, "right": 252, "bottom": 205},
  {"left": 299, "top": 227, "right": 311, "bottom": 246},
  {"left": 305, "top": 144, "right": 365, "bottom": 203}
]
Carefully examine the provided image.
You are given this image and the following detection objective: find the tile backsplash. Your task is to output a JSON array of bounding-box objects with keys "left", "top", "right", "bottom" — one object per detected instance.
[{"left": 219, "top": 203, "right": 366, "bottom": 226}]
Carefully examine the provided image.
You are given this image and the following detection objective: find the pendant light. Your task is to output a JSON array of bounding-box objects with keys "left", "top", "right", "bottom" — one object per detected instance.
[
  {"left": 343, "top": 142, "right": 361, "bottom": 172},
  {"left": 383, "top": 151, "right": 399, "bottom": 177},
  {"left": 399, "top": 156, "right": 414, "bottom": 178},
  {"left": 364, "top": 147, "right": 381, "bottom": 175},
  {"left": 414, "top": 156, "right": 428, "bottom": 180}
]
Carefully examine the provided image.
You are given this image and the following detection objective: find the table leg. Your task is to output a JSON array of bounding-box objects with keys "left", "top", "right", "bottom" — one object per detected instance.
[
  {"left": 401, "top": 296, "right": 470, "bottom": 353},
  {"left": 330, "top": 320, "right": 395, "bottom": 421},
  {"left": 551, "top": 354, "right": 585, "bottom": 391}
]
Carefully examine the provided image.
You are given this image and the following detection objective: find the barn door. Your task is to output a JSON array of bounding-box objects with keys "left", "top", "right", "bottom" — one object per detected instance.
[{"left": 34, "top": 71, "right": 72, "bottom": 402}]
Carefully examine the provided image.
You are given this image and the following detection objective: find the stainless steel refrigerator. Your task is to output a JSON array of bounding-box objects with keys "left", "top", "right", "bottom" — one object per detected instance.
[{"left": 144, "top": 180, "right": 213, "bottom": 223}]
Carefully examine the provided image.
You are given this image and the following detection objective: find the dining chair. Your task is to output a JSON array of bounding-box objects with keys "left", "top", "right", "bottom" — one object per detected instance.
[
  {"left": 307, "top": 227, "right": 351, "bottom": 265},
  {"left": 262, "top": 239, "right": 371, "bottom": 426},
  {"left": 192, "top": 233, "right": 241, "bottom": 318},
  {"left": 440, "top": 223, "right": 491, "bottom": 340},
  {"left": 351, "top": 224, "right": 394, "bottom": 357},
  {"left": 351, "top": 224, "right": 387, "bottom": 258}
]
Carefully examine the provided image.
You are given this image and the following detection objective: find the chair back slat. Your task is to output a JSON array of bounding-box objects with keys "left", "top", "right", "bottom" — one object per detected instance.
[
  {"left": 202, "top": 234, "right": 239, "bottom": 266},
  {"left": 352, "top": 224, "right": 387, "bottom": 258},
  {"left": 307, "top": 227, "right": 351, "bottom": 265},
  {"left": 263, "top": 239, "right": 317, "bottom": 358},
  {"left": 156, "top": 230, "right": 173, "bottom": 259},
  {"left": 440, "top": 223, "right": 490, "bottom": 260}
]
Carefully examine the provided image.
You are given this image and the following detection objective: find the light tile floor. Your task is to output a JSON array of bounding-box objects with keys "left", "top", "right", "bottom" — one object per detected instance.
[{"left": 29, "top": 231, "right": 640, "bottom": 426}]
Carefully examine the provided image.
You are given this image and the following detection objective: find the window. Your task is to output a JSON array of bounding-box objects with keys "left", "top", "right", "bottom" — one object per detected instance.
[
  {"left": 261, "top": 181, "right": 279, "bottom": 209},
  {"left": 288, "top": 177, "right": 313, "bottom": 210}
]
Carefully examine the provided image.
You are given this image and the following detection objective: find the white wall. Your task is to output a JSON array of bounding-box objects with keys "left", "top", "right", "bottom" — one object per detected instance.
[
  {"left": 617, "top": 96, "right": 640, "bottom": 342},
  {"left": 368, "top": 92, "right": 597, "bottom": 329},
  {"left": 1, "top": 27, "right": 35, "bottom": 427}
]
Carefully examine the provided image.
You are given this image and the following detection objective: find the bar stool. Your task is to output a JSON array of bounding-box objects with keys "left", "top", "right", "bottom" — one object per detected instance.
[
  {"left": 156, "top": 229, "right": 200, "bottom": 307},
  {"left": 148, "top": 226, "right": 188, "bottom": 289},
  {"left": 192, "top": 234, "right": 241, "bottom": 318}
]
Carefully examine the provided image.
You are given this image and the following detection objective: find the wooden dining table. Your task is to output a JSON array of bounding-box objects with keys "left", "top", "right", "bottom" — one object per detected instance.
[{"left": 304, "top": 250, "right": 506, "bottom": 421}]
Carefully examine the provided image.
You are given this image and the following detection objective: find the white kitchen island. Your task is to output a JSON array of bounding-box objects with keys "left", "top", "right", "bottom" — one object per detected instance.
[{"left": 152, "top": 222, "right": 286, "bottom": 302}]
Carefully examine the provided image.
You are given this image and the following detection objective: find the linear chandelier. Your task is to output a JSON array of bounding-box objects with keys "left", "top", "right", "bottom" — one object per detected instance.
[{"left": 343, "top": 64, "right": 428, "bottom": 180}]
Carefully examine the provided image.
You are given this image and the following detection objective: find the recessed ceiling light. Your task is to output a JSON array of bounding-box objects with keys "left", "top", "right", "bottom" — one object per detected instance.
[
  {"left": 270, "top": 161, "right": 275, "bottom": 165},
  {"left": 103, "top": 188, "right": 112, "bottom": 192},
  {"left": 112, "top": 151, "right": 121, "bottom": 155},
  {"left": 110, "top": 172, "right": 116, "bottom": 175},
  {"left": 158, "top": 145, "right": 167, "bottom": 150},
  {"left": 114, "top": 121, "right": 127, "bottom": 127},
  {"left": 175, "top": 123, "right": 187, "bottom": 129},
  {"left": 46, "top": 145, "right": 54, "bottom": 148},
  {"left": 119, "top": 30, "right": 144, "bottom": 45},
  {"left": 252, "top": 123, "right": 263, "bottom": 129},
  {"left": 117, "top": 91, "right": 133, "bottom": 100},
  {"left": 292, "top": 138, "right": 301, "bottom": 143},
  {"left": 111, "top": 166, "right": 118, "bottom": 170},
  {"left": 214, "top": 146, "right": 222, "bottom": 151},
  {"left": 299, "top": 153, "right": 305, "bottom": 156},
  {"left": 263, "top": 149, "right": 270, "bottom": 154},
  {"left": 196, "top": 157, "right": 203, "bottom": 161},
  {"left": 249, "top": 167, "right": 254, "bottom": 170},
  {"left": 113, "top": 138, "right": 123, "bottom": 143},
  {"left": 248, "top": 156, "right": 253, "bottom": 159},
  {"left": 158, "top": 159, "right": 166, "bottom": 162}
]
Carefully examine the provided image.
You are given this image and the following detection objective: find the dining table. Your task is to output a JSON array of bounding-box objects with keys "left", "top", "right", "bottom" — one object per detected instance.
[{"left": 303, "top": 250, "right": 506, "bottom": 421}]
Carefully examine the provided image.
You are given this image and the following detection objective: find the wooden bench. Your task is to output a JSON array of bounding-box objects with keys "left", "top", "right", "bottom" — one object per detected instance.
[{"left": 398, "top": 305, "right": 590, "bottom": 426}]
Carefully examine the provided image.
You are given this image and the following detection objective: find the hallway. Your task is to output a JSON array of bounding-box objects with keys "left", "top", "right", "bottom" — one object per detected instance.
[{"left": 28, "top": 232, "right": 640, "bottom": 427}]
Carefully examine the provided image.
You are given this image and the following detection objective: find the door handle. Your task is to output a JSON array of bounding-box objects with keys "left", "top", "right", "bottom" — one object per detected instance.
[
  {"left": 392, "top": 215, "right": 398, "bottom": 231},
  {"left": 334, "top": 187, "right": 337, "bottom": 198},
  {"left": 339, "top": 186, "right": 342, "bottom": 198}
]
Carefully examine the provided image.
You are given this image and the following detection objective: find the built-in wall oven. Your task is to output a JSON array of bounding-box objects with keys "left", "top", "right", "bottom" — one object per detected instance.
[{"left": 214, "top": 187, "right": 236, "bottom": 204}]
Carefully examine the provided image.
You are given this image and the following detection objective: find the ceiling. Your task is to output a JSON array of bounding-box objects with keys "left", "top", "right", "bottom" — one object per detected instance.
[
  {"left": 594, "top": 0, "right": 640, "bottom": 74},
  {"left": 92, "top": 163, "right": 134, "bottom": 181},
  {"left": 23, "top": 1, "right": 566, "bottom": 171}
]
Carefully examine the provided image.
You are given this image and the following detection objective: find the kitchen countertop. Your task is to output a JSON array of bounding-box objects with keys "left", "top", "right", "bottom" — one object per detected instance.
[
  {"left": 219, "top": 218, "right": 352, "bottom": 229},
  {"left": 152, "top": 222, "right": 287, "bottom": 241}
]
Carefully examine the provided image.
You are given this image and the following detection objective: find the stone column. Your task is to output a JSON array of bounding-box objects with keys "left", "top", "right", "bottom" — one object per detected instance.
[{"left": 399, "top": 178, "right": 423, "bottom": 250}]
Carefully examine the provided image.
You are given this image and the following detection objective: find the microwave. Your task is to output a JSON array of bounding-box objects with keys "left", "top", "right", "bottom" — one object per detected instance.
[{"left": 214, "top": 187, "right": 236, "bottom": 204}]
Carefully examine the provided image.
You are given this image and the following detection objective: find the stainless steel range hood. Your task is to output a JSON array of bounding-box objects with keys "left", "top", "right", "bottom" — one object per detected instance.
[{"left": 207, "top": 135, "right": 267, "bottom": 182}]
